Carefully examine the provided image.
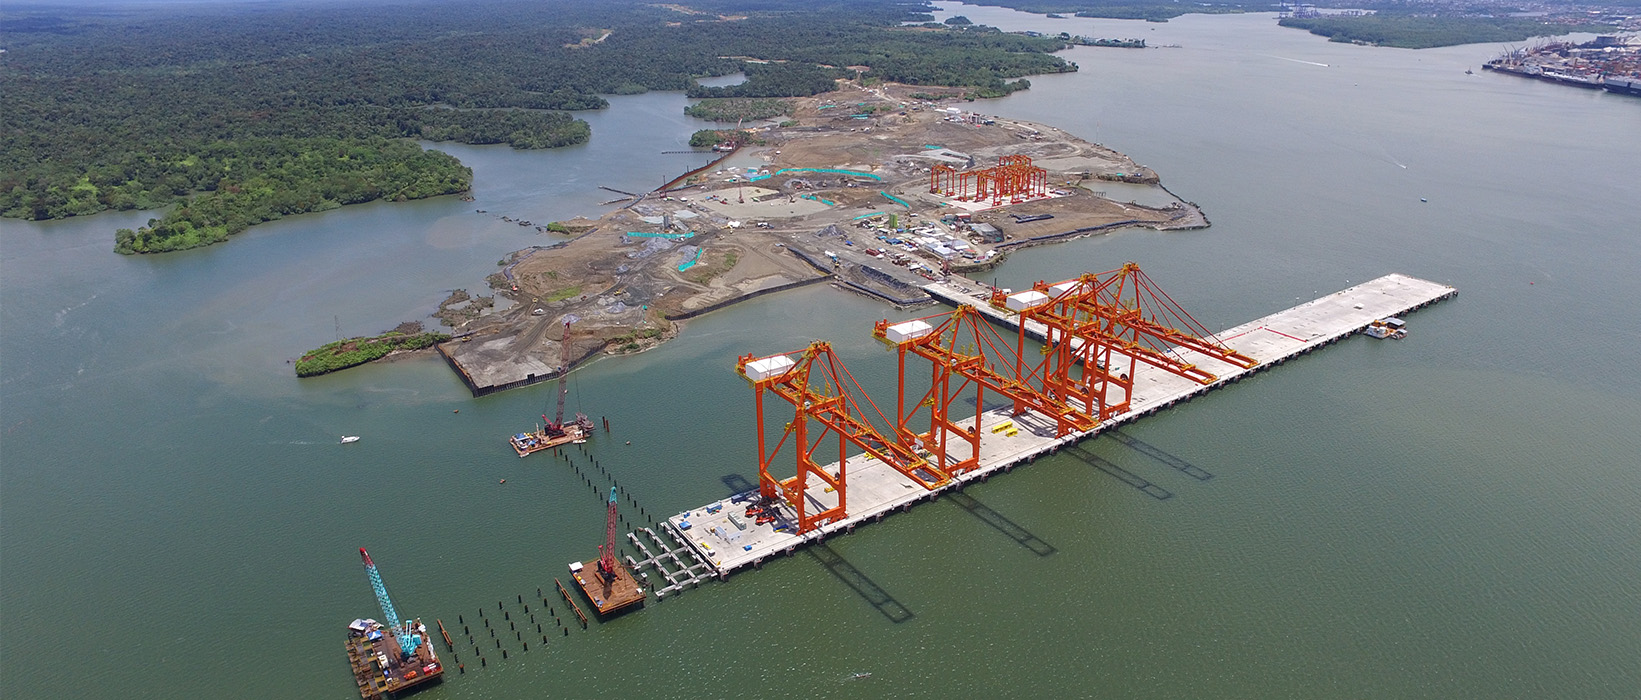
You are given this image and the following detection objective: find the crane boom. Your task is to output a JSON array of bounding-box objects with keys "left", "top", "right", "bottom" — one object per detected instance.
[
  {"left": 359, "top": 548, "right": 421, "bottom": 658},
  {"left": 552, "top": 319, "right": 573, "bottom": 432},
  {"left": 597, "top": 486, "right": 619, "bottom": 580}
]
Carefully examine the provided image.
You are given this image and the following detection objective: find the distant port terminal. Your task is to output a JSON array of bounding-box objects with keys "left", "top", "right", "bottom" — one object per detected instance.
[{"left": 1484, "top": 35, "right": 1641, "bottom": 95}]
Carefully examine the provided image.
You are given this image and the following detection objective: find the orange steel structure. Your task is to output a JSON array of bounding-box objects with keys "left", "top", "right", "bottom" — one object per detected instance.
[
  {"left": 928, "top": 156, "right": 1047, "bottom": 206},
  {"left": 873, "top": 306, "right": 1097, "bottom": 475},
  {"left": 736, "top": 342, "right": 949, "bottom": 534},
  {"left": 995, "top": 263, "right": 1259, "bottom": 422},
  {"left": 930, "top": 163, "right": 959, "bottom": 196}
]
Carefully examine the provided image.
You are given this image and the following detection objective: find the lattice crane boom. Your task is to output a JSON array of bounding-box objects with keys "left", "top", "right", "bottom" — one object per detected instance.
[
  {"left": 553, "top": 319, "right": 573, "bottom": 432},
  {"left": 597, "top": 486, "right": 619, "bottom": 580},
  {"left": 359, "top": 548, "right": 420, "bottom": 658}
]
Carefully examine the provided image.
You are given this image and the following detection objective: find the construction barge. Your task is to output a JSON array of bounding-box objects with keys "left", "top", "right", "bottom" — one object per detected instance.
[
  {"left": 659, "top": 272, "right": 1457, "bottom": 578},
  {"left": 509, "top": 318, "right": 597, "bottom": 457},
  {"left": 569, "top": 487, "right": 646, "bottom": 616},
  {"left": 568, "top": 559, "right": 646, "bottom": 616},
  {"left": 347, "top": 550, "right": 443, "bottom": 699},
  {"left": 510, "top": 419, "right": 590, "bottom": 457},
  {"left": 345, "top": 620, "right": 442, "bottom": 699}
]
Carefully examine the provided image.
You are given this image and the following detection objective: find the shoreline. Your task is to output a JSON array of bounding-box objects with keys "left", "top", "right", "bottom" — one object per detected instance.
[{"left": 350, "top": 82, "right": 1209, "bottom": 392}]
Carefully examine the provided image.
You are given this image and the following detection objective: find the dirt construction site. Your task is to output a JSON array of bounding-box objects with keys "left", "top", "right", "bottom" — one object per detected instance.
[{"left": 436, "top": 82, "right": 1208, "bottom": 396}]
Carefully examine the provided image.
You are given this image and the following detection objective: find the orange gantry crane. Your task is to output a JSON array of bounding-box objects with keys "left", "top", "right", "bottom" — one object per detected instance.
[
  {"left": 928, "top": 155, "right": 1047, "bottom": 206},
  {"left": 736, "top": 342, "right": 948, "bottom": 534},
  {"left": 930, "top": 163, "right": 959, "bottom": 197},
  {"left": 873, "top": 305, "right": 1097, "bottom": 476},
  {"left": 995, "top": 263, "right": 1259, "bottom": 423},
  {"left": 734, "top": 264, "right": 1250, "bottom": 533}
]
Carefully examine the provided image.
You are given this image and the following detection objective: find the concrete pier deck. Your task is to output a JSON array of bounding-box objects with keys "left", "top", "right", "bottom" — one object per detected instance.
[{"left": 663, "top": 274, "right": 1455, "bottom": 578}]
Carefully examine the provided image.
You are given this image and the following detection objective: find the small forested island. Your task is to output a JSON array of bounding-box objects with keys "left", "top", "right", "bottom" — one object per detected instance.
[
  {"left": 1069, "top": 36, "right": 1147, "bottom": 48},
  {"left": 295, "top": 324, "right": 451, "bottom": 378},
  {"left": 1, "top": 0, "right": 1078, "bottom": 254}
]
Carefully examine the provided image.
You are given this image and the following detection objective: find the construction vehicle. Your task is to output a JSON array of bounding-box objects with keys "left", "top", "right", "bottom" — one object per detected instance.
[
  {"left": 568, "top": 487, "right": 645, "bottom": 616},
  {"left": 345, "top": 549, "right": 442, "bottom": 699},
  {"left": 509, "top": 318, "right": 596, "bottom": 457}
]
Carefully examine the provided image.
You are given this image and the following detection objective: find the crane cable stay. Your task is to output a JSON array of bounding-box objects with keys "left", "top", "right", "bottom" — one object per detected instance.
[{"left": 359, "top": 548, "right": 420, "bottom": 658}]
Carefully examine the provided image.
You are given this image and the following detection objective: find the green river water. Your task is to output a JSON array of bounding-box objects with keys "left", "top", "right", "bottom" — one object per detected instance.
[{"left": 2, "top": 6, "right": 1638, "bottom": 698}]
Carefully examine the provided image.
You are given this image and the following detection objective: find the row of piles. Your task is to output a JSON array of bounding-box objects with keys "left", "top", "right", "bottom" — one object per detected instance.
[
  {"left": 442, "top": 590, "right": 579, "bottom": 674},
  {"left": 436, "top": 435, "right": 665, "bottom": 675}
]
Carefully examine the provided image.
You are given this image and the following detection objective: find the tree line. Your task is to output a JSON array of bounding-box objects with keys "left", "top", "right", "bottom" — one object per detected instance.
[
  {"left": 2, "top": 0, "right": 1077, "bottom": 251},
  {"left": 1277, "top": 15, "right": 1612, "bottom": 49},
  {"left": 112, "top": 138, "right": 473, "bottom": 254}
]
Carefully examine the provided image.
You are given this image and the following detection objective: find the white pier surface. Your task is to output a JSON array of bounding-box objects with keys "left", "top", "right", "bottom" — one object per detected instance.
[{"left": 665, "top": 274, "right": 1455, "bottom": 577}]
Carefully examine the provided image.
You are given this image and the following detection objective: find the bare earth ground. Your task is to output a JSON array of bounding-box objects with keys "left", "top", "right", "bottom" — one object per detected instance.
[{"left": 436, "top": 82, "right": 1207, "bottom": 394}]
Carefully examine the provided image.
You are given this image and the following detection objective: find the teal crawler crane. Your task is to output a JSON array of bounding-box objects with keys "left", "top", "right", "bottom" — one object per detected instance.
[{"left": 359, "top": 548, "right": 420, "bottom": 658}]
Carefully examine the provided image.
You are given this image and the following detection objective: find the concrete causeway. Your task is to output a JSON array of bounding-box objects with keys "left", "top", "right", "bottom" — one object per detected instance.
[{"left": 662, "top": 274, "right": 1456, "bottom": 578}]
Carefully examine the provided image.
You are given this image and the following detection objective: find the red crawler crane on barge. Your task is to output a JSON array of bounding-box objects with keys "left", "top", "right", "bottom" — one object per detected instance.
[
  {"left": 509, "top": 318, "right": 596, "bottom": 457},
  {"left": 568, "top": 486, "right": 645, "bottom": 616}
]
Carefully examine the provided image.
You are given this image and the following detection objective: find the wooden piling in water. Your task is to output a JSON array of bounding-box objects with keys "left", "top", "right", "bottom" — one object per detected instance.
[
  {"left": 555, "top": 578, "right": 589, "bottom": 629},
  {"left": 437, "top": 619, "right": 454, "bottom": 650}
]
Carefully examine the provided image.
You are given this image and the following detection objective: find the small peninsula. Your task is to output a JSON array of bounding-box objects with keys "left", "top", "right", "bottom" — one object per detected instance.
[
  {"left": 296, "top": 324, "right": 451, "bottom": 378},
  {"left": 434, "top": 82, "right": 1207, "bottom": 395}
]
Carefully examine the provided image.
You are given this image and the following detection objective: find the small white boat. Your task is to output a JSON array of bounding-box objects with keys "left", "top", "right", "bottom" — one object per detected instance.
[{"left": 341, "top": 436, "right": 361, "bottom": 444}]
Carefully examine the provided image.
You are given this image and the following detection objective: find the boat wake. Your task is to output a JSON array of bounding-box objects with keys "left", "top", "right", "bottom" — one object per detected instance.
[
  {"left": 53, "top": 293, "right": 98, "bottom": 327},
  {"left": 1266, "top": 55, "right": 1330, "bottom": 67}
]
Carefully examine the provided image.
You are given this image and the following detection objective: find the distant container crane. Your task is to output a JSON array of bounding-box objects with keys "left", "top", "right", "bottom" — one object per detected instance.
[{"left": 929, "top": 155, "right": 1048, "bottom": 206}]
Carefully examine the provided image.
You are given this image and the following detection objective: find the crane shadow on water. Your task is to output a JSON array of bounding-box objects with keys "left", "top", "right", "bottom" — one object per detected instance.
[
  {"left": 944, "top": 490, "right": 1057, "bottom": 557},
  {"left": 721, "top": 473, "right": 756, "bottom": 497},
  {"left": 806, "top": 544, "right": 915, "bottom": 624},
  {"left": 1106, "top": 430, "right": 1213, "bottom": 481},
  {"left": 1063, "top": 444, "right": 1173, "bottom": 500}
]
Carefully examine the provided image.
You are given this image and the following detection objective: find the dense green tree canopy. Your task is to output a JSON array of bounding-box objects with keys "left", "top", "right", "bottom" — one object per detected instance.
[
  {"left": 112, "top": 138, "right": 473, "bottom": 254},
  {"left": 1277, "top": 15, "right": 1610, "bottom": 49},
  {"left": 1, "top": 0, "right": 1076, "bottom": 251}
]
